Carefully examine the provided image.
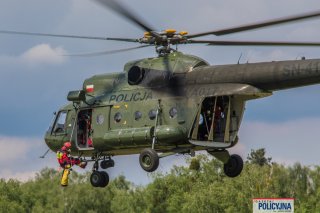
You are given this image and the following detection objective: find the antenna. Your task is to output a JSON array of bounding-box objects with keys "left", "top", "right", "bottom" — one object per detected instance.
[
  {"left": 237, "top": 53, "right": 243, "bottom": 64},
  {"left": 39, "top": 149, "right": 50, "bottom": 159}
]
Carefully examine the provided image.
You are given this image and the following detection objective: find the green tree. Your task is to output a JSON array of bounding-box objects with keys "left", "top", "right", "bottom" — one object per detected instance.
[
  {"left": 1, "top": 150, "right": 320, "bottom": 212},
  {"left": 247, "top": 148, "right": 272, "bottom": 166}
]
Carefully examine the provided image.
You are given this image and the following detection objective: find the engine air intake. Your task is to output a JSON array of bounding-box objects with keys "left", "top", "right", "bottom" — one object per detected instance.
[{"left": 128, "top": 66, "right": 145, "bottom": 85}]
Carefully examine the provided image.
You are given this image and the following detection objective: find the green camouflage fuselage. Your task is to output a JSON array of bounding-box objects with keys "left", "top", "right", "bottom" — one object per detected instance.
[{"left": 44, "top": 52, "right": 320, "bottom": 157}]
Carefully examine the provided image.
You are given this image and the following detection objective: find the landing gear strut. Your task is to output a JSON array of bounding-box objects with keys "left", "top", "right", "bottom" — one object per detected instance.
[
  {"left": 89, "top": 154, "right": 114, "bottom": 187},
  {"left": 139, "top": 101, "right": 161, "bottom": 172},
  {"left": 207, "top": 149, "right": 243, "bottom": 178}
]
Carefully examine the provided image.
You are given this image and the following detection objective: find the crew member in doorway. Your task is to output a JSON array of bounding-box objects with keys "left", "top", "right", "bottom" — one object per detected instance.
[
  {"left": 198, "top": 111, "right": 207, "bottom": 140},
  {"left": 87, "top": 134, "right": 93, "bottom": 147},
  {"left": 78, "top": 113, "right": 93, "bottom": 147},
  {"left": 214, "top": 106, "right": 224, "bottom": 135},
  {"left": 56, "top": 142, "right": 87, "bottom": 187}
]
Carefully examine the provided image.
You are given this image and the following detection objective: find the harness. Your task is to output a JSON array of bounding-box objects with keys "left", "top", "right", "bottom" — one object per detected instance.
[
  {"left": 57, "top": 149, "right": 82, "bottom": 169},
  {"left": 56, "top": 149, "right": 70, "bottom": 168}
]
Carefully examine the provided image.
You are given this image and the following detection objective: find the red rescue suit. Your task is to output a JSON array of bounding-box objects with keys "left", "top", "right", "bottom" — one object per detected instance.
[
  {"left": 56, "top": 142, "right": 86, "bottom": 187},
  {"left": 57, "top": 149, "right": 81, "bottom": 168}
]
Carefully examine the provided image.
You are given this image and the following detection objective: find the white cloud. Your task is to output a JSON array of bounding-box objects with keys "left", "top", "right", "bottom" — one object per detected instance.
[
  {"left": 0, "top": 136, "right": 40, "bottom": 162},
  {"left": 0, "top": 44, "right": 68, "bottom": 67},
  {"left": 0, "top": 170, "right": 37, "bottom": 182},
  {"left": 0, "top": 136, "right": 50, "bottom": 181},
  {"left": 238, "top": 117, "right": 320, "bottom": 165},
  {"left": 21, "top": 44, "right": 67, "bottom": 65}
]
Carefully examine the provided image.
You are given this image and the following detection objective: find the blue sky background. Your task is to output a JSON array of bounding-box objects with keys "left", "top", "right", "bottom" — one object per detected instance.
[{"left": 1, "top": 0, "right": 320, "bottom": 184}]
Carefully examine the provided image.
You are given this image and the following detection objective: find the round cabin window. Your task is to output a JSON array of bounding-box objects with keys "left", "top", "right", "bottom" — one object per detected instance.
[
  {"left": 114, "top": 112, "right": 122, "bottom": 123},
  {"left": 96, "top": 114, "right": 104, "bottom": 125},
  {"left": 148, "top": 109, "right": 157, "bottom": 120},
  {"left": 135, "top": 111, "right": 142, "bottom": 121},
  {"left": 169, "top": 107, "right": 178, "bottom": 118}
]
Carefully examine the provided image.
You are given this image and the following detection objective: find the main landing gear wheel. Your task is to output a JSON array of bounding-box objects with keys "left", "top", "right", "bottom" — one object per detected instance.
[
  {"left": 90, "top": 171, "right": 109, "bottom": 187},
  {"left": 99, "top": 171, "right": 109, "bottom": 187},
  {"left": 223, "top": 154, "right": 243, "bottom": 178},
  {"left": 139, "top": 148, "right": 159, "bottom": 172}
]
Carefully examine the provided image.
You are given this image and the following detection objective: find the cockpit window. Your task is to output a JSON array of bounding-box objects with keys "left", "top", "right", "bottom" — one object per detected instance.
[{"left": 53, "top": 111, "right": 67, "bottom": 134}]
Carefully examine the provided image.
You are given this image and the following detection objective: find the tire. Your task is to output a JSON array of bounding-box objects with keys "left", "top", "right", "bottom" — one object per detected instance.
[
  {"left": 223, "top": 154, "right": 243, "bottom": 178},
  {"left": 139, "top": 148, "right": 159, "bottom": 172},
  {"left": 90, "top": 171, "right": 104, "bottom": 187},
  {"left": 99, "top": 171, "right": 109, "bottom": 187},
  {"left": 100, "top": 160, "right": 115, "bottom": 169}
]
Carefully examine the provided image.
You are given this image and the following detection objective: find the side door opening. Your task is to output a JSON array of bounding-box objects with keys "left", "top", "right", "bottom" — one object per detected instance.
[
  {"left": 191, "top": 96, "right": 233, "bottom": 142},
  {"left": 77, "top": 109, "right": 94, "bottom": 149}
]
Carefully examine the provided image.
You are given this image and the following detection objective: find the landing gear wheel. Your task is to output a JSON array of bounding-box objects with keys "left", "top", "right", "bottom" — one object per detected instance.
[
  {"left": 139, "top": 148, "right": 159, "bottom": 172},
  {"left": 90, "top": 171, "right": 105, "bottom": 187},
  {"left": 99, "top": 171, "right": 109, "bottom": 187},
  {"left": 223, "top": 154, "right": 243, "bottom": 178},
  {"left": 100, "top": 159, "right": 115, "bottom": 169}
]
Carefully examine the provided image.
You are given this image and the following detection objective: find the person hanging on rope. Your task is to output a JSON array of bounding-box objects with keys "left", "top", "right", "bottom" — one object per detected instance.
[{"left": 56, "top": 141, "right": 87, "bottom": 187}]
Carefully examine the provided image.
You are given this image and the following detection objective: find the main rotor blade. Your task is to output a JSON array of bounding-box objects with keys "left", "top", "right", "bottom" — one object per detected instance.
[
  {"left": 0, "top": 30, "right": 109, "bottom": 40},
  {"left": 189, "top": 40, "right": 320, "bottom": 46},
  {"left": 94, "top": 0, "right": 155, "bottom": 33},
  {"left": 64, "top": 44, "right": 151, "bottom": 57},
  {"left": 187, "top": 10, "right": 320, "bottom": 38},
  {"left": 106, "top": 37, "right": 139, "bottom": 42}
]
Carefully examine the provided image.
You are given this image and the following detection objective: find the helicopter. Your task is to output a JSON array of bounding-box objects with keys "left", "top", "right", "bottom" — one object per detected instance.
[{"left": 2, "top": 0, "right": 320, "bottom": 187}]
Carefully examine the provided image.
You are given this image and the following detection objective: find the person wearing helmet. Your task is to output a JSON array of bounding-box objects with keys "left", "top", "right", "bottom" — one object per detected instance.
[{"left": 56, "top": 141, "right": 87, "bottom": 187}]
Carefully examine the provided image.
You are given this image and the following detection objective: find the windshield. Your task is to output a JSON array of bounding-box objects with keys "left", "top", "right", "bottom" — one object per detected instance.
[{"left": 52, "top": 111, "right": 67, "bottom": 134}]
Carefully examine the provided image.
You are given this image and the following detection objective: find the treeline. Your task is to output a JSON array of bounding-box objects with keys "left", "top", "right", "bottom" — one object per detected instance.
[{"left": 1, "top": 149, "right": 320, "bottom": 212}]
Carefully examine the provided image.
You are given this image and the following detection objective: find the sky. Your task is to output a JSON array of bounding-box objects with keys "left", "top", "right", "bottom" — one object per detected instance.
[{"left": 1, "top": 0, "right": 320, "bottom": 185}]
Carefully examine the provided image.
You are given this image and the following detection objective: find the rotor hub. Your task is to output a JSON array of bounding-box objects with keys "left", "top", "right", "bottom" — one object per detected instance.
[
  {"left": 141, "top": 29, "right": 188, "bottom": 43},
  {"left": 139, "top": 29, "right": 189, "bottom": 55}
]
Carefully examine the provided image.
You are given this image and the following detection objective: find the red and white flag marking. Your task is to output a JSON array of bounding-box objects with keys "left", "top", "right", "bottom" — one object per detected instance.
[{"left": 86, "top": 84, "right": 94, "bottom": 93}]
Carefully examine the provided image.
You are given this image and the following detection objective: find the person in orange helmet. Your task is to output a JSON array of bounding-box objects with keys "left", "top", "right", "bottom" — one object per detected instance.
[{"left": 56, "top": 141, "right": 87, "bottom": 187}]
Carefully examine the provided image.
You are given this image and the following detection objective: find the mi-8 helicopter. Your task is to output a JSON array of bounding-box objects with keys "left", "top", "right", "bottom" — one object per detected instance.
[{"left": 2, "top": 0, "right": 320, "bottom": 187}]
